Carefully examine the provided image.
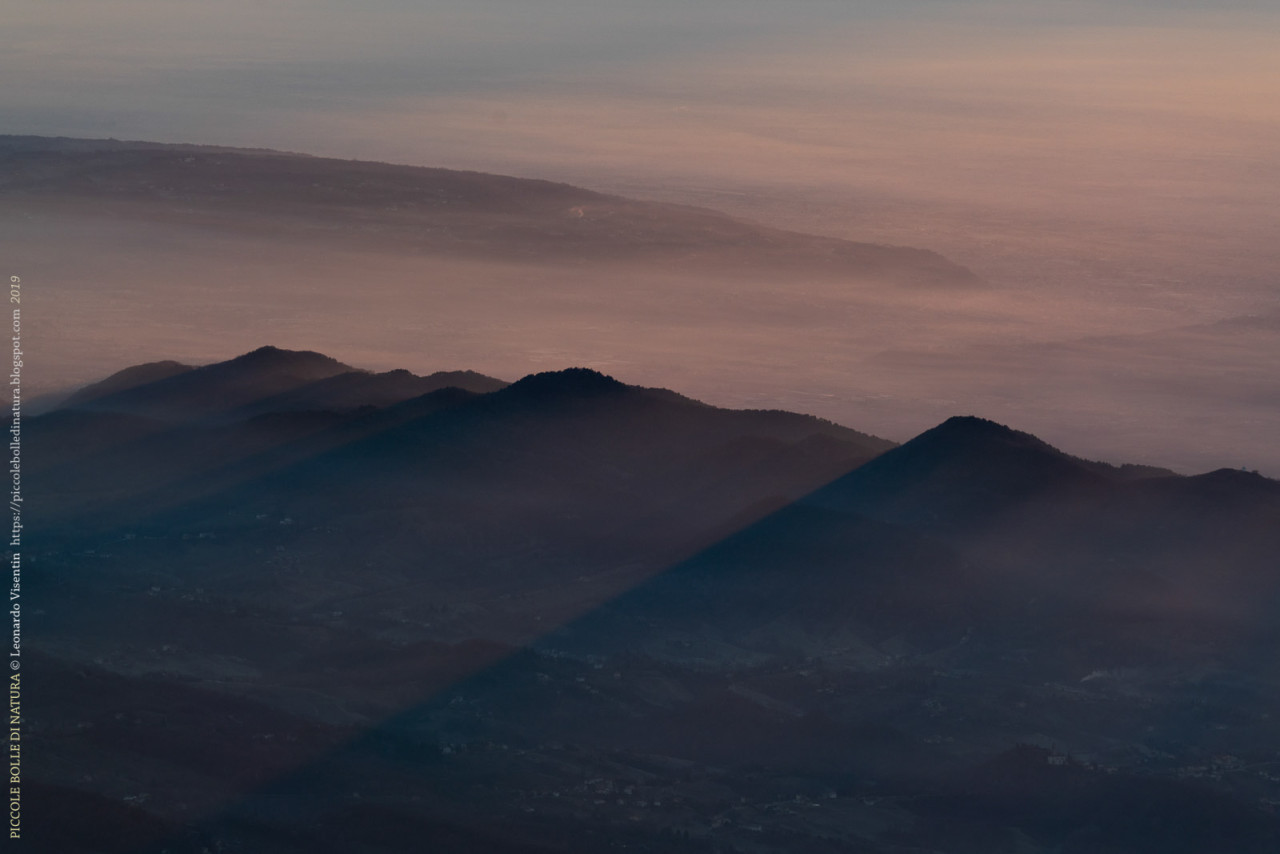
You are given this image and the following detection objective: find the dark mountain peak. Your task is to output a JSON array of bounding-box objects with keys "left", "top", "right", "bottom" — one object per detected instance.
[
  {"left": 501, "top": 368, "right": 628, "bottom": 400},
  {"left": 1179, "top": 467, "right": 1280, "bottom": 501},
  {"left": 857, "top": 415, "right": 1075, "bottom": 481},
  {"left": 239, "top": 344, "right": 290, "bottom": 359},
  {"left": 919, "top": 417, "right": 1185, "bottom": 482},
  {"left": 808, "top": 414, "right": 1107, "bottom": 529},
  {"left": 419, "top": 370, "right": 510, "bottom": 394},
  {"left": 223, "top": 345, "right": 349, "bottom": 374},
  {"left": 65, "top": 347, "right": 354, "bottom": 420},
  {"left": 198, "top": 346, "right": 355, "bottom": 387},
  {"left": 1196, "top": 467, "right": 1274, "bottom": 484},
  {"left": 920, "top": 415, "right": 1059, "bottom": 453}
]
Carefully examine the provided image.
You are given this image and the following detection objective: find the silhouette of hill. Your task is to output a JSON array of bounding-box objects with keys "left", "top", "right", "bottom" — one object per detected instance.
[
  {"left": 32, "top": 351, "right": 891, "bottom": 535},
  {"left": 63, "top": 359, "right": 194, "bottom": 406},
  {"left": 0, "top": 135, "right": 980, "bottom": 286},
  {"left": 69, "top": 345, "right": 355, "bottom": 420},
  {"left": 540, "top": 412, "right": 1280, "bottom": 673},
  {"left": 806, "top": 415, "right": 1114, "bottom": 531},
  {"left": 498, "top": 366, "right": 630, "bottom": 400},
  {"left": 23, "top": 349, "right": 1280, "bottom": 854},
  {"left": 793, "top": 416, "right": 1280, "bottom": 624}
]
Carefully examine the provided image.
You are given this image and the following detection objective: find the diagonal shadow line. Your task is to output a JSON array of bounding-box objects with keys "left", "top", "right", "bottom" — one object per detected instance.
[
  {"left": 28, "top": 377, "right": 887, "bottom": 848},
  {"left": 114, "top": 431, "right": 1280, "bottom": 852},
  {"left": 110, "top": 450, "right": 884, "bottom": 853}
]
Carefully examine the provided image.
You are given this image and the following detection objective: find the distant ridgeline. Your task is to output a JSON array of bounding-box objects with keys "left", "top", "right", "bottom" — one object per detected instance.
[{"left": 0, "top": 135, "right": 980, "bottom": 286}]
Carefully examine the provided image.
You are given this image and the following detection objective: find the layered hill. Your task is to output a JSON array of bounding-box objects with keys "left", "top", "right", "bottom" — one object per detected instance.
[
  {"left": 24, "top": 349, "right": 1280, "bottom": 854},
  {"left": 66, "top": 345, "right": 508, "bottom": 421},
  {"left": 545, "top": 414, "right": 1280, "bottom": 667},
  {"left": 32, "top": 345, "right": 892, "bottom": 545}
]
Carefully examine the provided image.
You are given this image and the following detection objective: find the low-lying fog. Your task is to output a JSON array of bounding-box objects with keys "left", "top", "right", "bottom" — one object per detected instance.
[{"left": 6, "top": 205, "right": 1277, "bottom": 477}]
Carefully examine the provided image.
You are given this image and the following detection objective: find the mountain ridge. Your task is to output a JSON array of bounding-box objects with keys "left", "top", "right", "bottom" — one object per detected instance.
[
  {"left": 33, "top": 348, "right": 897, "bottom": 535},
  {"left": 0, "top": 135, "right": 981, "bottom": 286},
  {"left": 25, "top": 345, "right": 1280, "bottom": 854}
]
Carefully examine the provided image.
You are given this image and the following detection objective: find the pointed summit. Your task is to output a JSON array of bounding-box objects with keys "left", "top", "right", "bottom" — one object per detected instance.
[
  {"left": 928, "top": 415, "right": 1051, "bottom": 444},
  {"left": 807, "top": 415, "right": 1107, "bottom": 532}
]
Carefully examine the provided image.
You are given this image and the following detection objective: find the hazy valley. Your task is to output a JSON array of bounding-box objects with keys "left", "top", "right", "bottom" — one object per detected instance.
[
  {"left": 4, "top": 136, "right": 1278, "bottom": 476},
  {"left": 23, "top": 345, "right": 1280, "bottom": 853},
  {"left": 9, "top": 2, "right": 1280, "bottom": 851}
]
